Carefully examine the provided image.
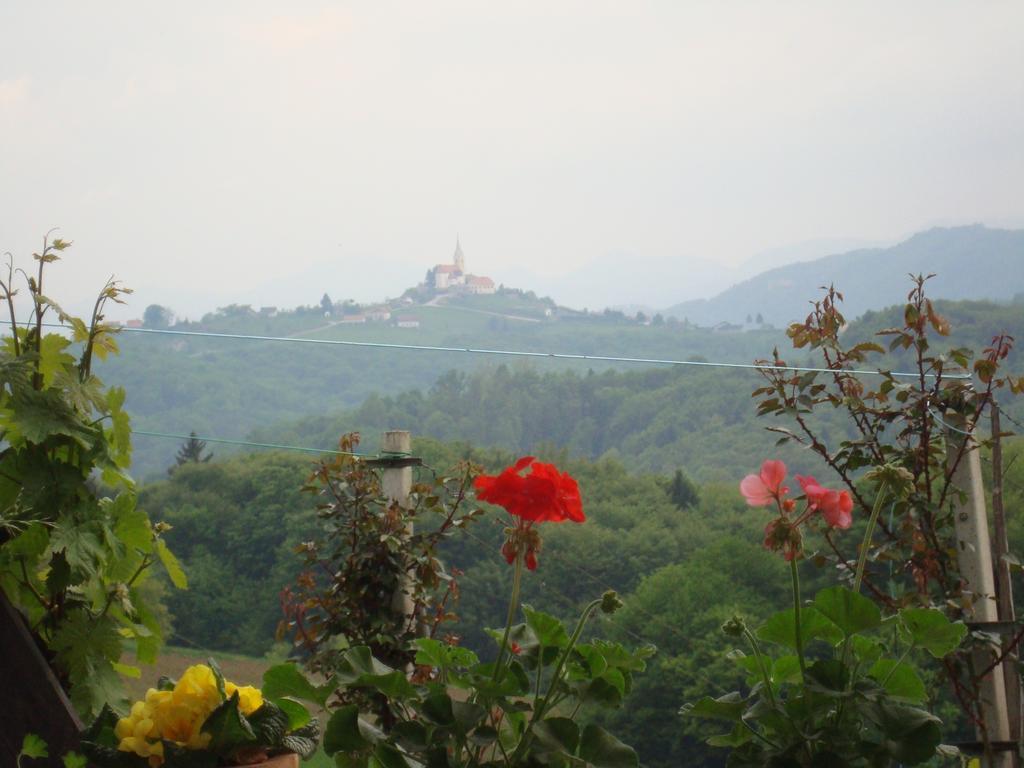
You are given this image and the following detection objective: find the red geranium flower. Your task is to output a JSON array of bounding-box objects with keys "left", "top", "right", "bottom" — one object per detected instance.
[
  {"left": 474, "top": 456, "right": 585, "bottom": 524},
  {"left": 475, "top": 457, "right": 584, "bottom": 570}
]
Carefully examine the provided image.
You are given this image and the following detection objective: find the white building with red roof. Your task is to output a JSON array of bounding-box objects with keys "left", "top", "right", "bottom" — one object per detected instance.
[{"left": 430, "top": 238, "right": 495, "bottom": 294}]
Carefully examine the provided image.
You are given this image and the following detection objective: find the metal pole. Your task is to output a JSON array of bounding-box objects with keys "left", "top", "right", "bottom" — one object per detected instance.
[{"left": 947, "top": 413, "right": 1013, "bottom": 767}]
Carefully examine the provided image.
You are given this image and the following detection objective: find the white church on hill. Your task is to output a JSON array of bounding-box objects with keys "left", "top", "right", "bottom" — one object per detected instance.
[{"left": 430, "top": 239, "right": 496, "bottom": 294}]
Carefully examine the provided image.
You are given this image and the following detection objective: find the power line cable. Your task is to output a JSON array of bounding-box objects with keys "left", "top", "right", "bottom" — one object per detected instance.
[
  {"left": 132, "top": 429, "right": 371, "bottom": 458},
  {"left": 15, "top": 320, "right": 971, "bottom": 380}
]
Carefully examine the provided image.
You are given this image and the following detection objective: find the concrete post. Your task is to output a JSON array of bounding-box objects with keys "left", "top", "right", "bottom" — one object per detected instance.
[{"left": 947, "top": 414, "right": 1012, "bottom": 766}]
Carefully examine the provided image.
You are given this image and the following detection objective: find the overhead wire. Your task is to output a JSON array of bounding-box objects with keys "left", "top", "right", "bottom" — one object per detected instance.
[
  {"left": 131, "top": 429, "right": 371, "bottom": 458},
  {"left": 14, "top": 320, "right": 971, "bottom": 379}
]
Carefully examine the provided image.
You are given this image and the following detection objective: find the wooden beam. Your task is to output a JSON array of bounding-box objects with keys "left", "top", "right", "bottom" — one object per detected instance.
[{"left": 2, "top": 589, "right": 82, "bottom": 768}]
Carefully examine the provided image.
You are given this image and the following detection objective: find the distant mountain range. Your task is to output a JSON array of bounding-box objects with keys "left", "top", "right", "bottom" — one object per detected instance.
[{"left": 663, "top": 225, "right": 1024, "bottom": 326}]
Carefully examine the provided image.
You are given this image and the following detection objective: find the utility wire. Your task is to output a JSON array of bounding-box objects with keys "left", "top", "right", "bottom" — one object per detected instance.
[
  {"left": 17, "top": 320, "right": 971, "bottom": 380},
  {"left": 131, "top": 429, "right": 370, "bottom": 458}
]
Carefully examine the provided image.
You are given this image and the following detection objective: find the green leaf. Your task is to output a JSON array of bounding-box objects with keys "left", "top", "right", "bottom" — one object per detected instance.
[
  {"left": 452, "top": 700, "right": 486, "bottom": 732},
  {"left": 325, "top": 705, "right": 370, "bottom": 754},
  {"left": 6, "top": 522, "right": 49, "bottom": 559},
  {"left": 20, "top": 733, "right": 49, "bottom": 760},
  {"left": 850, "top": 635, "right": 883, "bottom": 664},
  {"left": 201, "top": 693, "right": 256, "bottom": 753},
  {"left": 334, "top": 647, "right": 415, "bottom": 698},
  {"left": 392, "top": 721, "right": 429, "bottom": 752},
  {"left": 63, "top": 752, "right": 88, "bottom": 768},
  {"left": 263, "top": 662, "right": 336, "bottom": 708},
  {"left": 420, "top": 693, "right": 455, "bottom": 726},
  {"left": 248, "top": 701, "right": 290, "bottom": 747},
  {"left": 757, "top": 606, "right": 843, "bottom": 649},
  {"left": 681, "top": 692, "right": 745, "bottom": 722},
  {"left": 413, "top": 637, "right": 478, "bottom": 670},
  {"left": 156, "top": 539, "right": 188, "bottom": 589},
  {"left": 806, "top": 659, "right": 849, "bottom": 693},
  {"left": 274, "top": 697, "right": 312, "bottom": 731},
  {"left": 371, "top": 743, "right": 411, "bottom": 768},
  {"left": 50, "top": 611, "right": 125, "bottom": 719},
  {"left": 113, "top": 498, "right": 152, "bottom": 553},
  {"left": 899, "top": 608, "right": 966, "bottom": 658},
  {"left": 38, "top": 334, "right": 74, "bottom": 386},
  {"left": 706, "top": 723, "right": 754, "bottom": 748},
  {"left": 533, "top": 717, "right": 580, "bottom": 755},
  {"left": 208, "top": 657, "right": 227, "bottom": 699},
  {"left": 813, "top": 587, "right": 881, "bottom": 636},
  {"left": 578, "top": 724, "right": 638, "bottom": 768},
  {"left": 6, "top": 387, "right": 98, "bottom": 446},
  {"left": 470, "top": 658, "right": 531, "bottom": 697},
  {"left": 866, "top": 701, "right": 942, "bottom": 764},
  {"left": 112, "top": 662, "right": 141, "bottom": 679},
  {"left": 868, "top": 660, "right": 926, "bottom": 702},
  {"left": 523, "top": 604, "right": 570, "bottom": 648},
  {"left": 280, "top": 719, "right": 321, "bottom": 759}
]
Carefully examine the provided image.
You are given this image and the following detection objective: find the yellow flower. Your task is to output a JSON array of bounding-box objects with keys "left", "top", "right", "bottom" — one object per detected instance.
[
  {"left": 113, "top": 663, "right": 266, "bottom": 767},
  {"left": 225, "top": 681, "right": 265, "bottom": 715}
]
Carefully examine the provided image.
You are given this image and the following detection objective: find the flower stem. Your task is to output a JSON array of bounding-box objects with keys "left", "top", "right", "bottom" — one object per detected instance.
[
  {"left": 853, "top": 483, "right": 889, "bottom": 594},
  {"left": 509, "top": 596, "right": 603, "bottom": 765},
  {"left": 743, "top": 627, "right": 777, "bottom": 710},
  {"left": 790, "top": 559, "right": 807, "bottom": 682},
  {"left": 492, "top": 552, "right": 523, "bottom": 682},
  {"left": 534, "top": 597, "right": 602, "bottom": 722}
]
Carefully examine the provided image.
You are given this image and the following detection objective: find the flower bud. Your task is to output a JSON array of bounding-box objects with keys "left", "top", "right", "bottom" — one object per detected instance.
[
  {"left": 721, "top": 615, "right": 747, "bottom": 638},
  {"left": 601, "top": 590, "right": 623, "bottom": 614}
]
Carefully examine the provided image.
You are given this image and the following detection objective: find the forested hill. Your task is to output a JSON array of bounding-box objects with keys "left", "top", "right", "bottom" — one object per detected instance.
[
  {"left": 253, "top": 296, "right": 1024, "bottom": 482},
  {"left": 98, "top": 302, "right": 784, "bottom": 479},
  {"left": 100, "top": 272, "right": 1023, "bottom": 480},
  {"left": 664, "top": 225, "right": 1024, "bottom": 326}
]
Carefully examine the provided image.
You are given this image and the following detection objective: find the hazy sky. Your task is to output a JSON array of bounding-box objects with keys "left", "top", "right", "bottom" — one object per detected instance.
[{"left": 2, "top": 2, "right": 1022, "bottom": 319}]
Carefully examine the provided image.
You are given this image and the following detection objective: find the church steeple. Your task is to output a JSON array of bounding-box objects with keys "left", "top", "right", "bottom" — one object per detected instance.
[{"left": 453, "top": 236, "right": 465, "bottom": 273}]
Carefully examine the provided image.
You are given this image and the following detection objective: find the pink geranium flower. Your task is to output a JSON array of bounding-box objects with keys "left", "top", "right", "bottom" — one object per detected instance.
[
  {"left": 797, "top": 475, "right": 854, "bottom": 529},
  {"left": 740, "top": 460, "right": 789, "bottom": 507}
]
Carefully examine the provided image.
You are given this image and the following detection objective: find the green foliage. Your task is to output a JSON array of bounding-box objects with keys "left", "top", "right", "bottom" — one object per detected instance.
[
  {"left": 171, "top": 432, "right": 212, "bottom": 471},
  {"left": 753, "top": 276, "right": 1021, "bottom": 736},
  {"left": 0, "top": 236, "right": 183, "bottom": 719},
  {"left": 139, "top": 451, "right": 319, "bottom": 655},
  {"left": 17, "top": 733, "right": 48, "bottom": 767},
  {"left": 279, "top": 436, "right": 483, "bottom": 702},
  {"left": 322, "top": 600, "right": 649, "bottom": 768},
  {"left": 684, "top": 582, "right": 965, "bottom": 766},
  {"left": 142, "top": 304, "right": 173, "bottom": 329}
]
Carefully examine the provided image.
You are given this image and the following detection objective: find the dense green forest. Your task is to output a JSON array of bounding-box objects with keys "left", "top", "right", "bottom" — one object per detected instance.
[
  {"left": 100, "top": 302, "right": 783, "bottom": 479},
  {"left": 101, "top": 290, "right": 1024, "bottom": 480},
  {"left": 250, "top": 296, "right": 1024, "bottom": 481},
  {"left": 138, "top": 434, "right": 1024, "bottom": 768}
]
